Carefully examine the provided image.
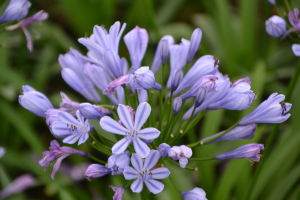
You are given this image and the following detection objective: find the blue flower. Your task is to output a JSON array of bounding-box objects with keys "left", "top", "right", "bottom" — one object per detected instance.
[
  {"left": 123, "top": 150, "right": 170, "bottom": 194},
  {"left": 18, "top": 85, "right": 54, "bottom": 118},
  {"left": 0, "top": 0, "right": 31, "bottom": 24},
  {"left": 265, "top": 15, "right": 287, "bottom": 38},
  {"left": 170, "top": 68, "right": 183, "bottom": 92},
  {"left": 168, "top": 145, "right": 193, "bottom": 168},
  {"left": 173, "top": 97, "right": 182, "bottom": 116},
  {"left": 238, "top": 93, "right": 291, "bottom": 126},
  {"left": 158, "top": 143, "right": 171, "bottom": 158},
  {"left": 50, "top": 110, "right": 92, "bottom": 145},
  {"left": 39, "top": 140, "right": 88, "bottom": 180},
  {"left": 79, "top": 103, "right": 111, "bottom": 119},
  {"left": 100, "top": 102, "right": 160, "bottom": 158},
  {"left": 292, "top": 44, "right": 300, "bottom": 57},
  {"left": 181, "top": 187, "right": 207, "bottom": 200},
  {"left": 129, "top": 67, "right": 161, "bottom": 90}
]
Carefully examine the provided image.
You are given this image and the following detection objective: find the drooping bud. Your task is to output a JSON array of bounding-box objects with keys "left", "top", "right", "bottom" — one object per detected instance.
[
  {"left": 265, "top": 16, "right": 287, "bottom": 38},
  {"left": 79, "top": 103, "right": 110, "bottom": 119}
]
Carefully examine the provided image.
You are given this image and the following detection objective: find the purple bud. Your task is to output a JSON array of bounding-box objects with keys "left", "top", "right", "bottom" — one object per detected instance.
[
  {"left": 79, "top": 103, "right": 109, "bottom": 119},
  {"left": 187, "top": 28, "right": 202, "bottom": 63},
  {"left": 104, "top": 49, "right": 124, "bottom": 79},
  {"left": 0, "top": 147, "right": 5, "bottom": 159},
  {"left": 288, "top": 8, "right": 300, "bottom": 34},
  {"left": 161, "top": 39, "right": 169, "bottom": 64},
  {"left": 194, "top": 87, "right": 207, "bottom": 108},
  {"left": 171, "top": 68, "right": 183, "bottom": 92},
  {"left": 158, "top": 143, "right": 171, "bottom": 158},
  {"left": 104, "top": 75, "right": 129, "bottom": 95},
  {"left": 202, "top": 124, "right": 257, "bottom": 144},
  {"left": 292, "top": 44, "right": 300, "bottom": 57},
  {"left": 216, "top": 143, "right": 264, "bottom": 163},
  {"left": 173, "top": 97, "right": 182, "bottom": 115},
  {"left": 19, "top": 85, "right": 54, "bottom": 118},
  {"left": 85, "top": 164, "right": 112, "bottom": 181},
  {"left": 109, "top": 185, "right": 125, "bottom": 200},
  {"left": 0, "top": 0, "right": 31, "bottom": 23},
  {"left": 0, "top": 174, "right": 36, "bottom": 200},
  {"left": 59, "top": 92, "right": 79, "bottom": 116},
  {"left": 129, "top": 67, "right": 161, "bottom": 90},
  {"left": 268, "top": 0, "right": 276, "bottom": 5},
  {"left": 265, "top": 16, "right": 287, "bottom": 38},
  {"left": 181, "top": 187, "right": 207, "bottom": 200}
]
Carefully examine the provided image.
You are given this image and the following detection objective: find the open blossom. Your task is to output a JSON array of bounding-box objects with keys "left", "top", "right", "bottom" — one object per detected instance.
[
  {"left": 238, "top": 93, "right": 291, "bottom": 126},
  {"left": 129, "top": 67, "right": 161, "bottom": 90},
  {"left": 19, "top": 85, "right": 54, "bottom": 118},
  {"left": 85, "top": 152, "right": 130, "bottom": 180},
  {"left": 181, "top": 187, "right": 207, "bottom": 200},
  {"left": 100, "top": 103, "right": 160, "bottom": 158},
  {"left": 168, "top": 145, "right": 193, "bottom": 168},
  {"left": 216, "top": 143, "right": 264, "bottom": 163},
  {"left": 123, "top": 150, "right": 170, "bottom": 194},
  {"left": 109, "top": 185, "right": 125, "bottom": 200},
  {"left": 0, "top": 0, "right": 31, "bottom": 24},
  {"left": 50, "top": 110, "right": 92, "bottom": 145},
  {"left": 39, "top": 140, "right": 88, "bottom": 180},
  {"left": 265, "top": 15, "right": 287, "bottom": 38}
]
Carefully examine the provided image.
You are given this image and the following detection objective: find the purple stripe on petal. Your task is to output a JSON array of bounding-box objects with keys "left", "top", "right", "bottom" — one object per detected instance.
[
  {"left": 144, "top": 179, "right": 164, "bottom": 194},
  {"left": 123, "top": 166, "right": 139, "bottom": 180},
  {"left": 112, "top": 138, "right": 130, "bottom": 154},
  {"left": 100, "top": 116, "right": 128, "bottom": 135},
  {"left": 130, "top": 178, "right": 143, "bottom": 193},
  {"left": 143, "top": 150, "right": 160, "bottom": 170},
  {"left": 134, "top": 102, "right": 151, "bottom": 130},
  {"left": 131, "top": 153, "right": 143, "bottom": 171},
  {"left": 133, "top": 138, "right": 150, "bottom": 158},
  {"left": 150, "top": 167, "right": 170, "bottom": 179}
]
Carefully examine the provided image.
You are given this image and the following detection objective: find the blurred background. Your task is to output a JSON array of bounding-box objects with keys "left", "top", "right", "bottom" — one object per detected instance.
[{"left": 0, "top": 0, "right": 300, "bottom": 199}]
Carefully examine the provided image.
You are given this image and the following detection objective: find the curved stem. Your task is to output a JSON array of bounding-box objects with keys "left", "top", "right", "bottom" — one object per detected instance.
[
  {"left": 188, "top": 157, "right": 216, "bottom": 161},
  {"left": 88, "top": 154, "right": 106, "bottom": 165}
]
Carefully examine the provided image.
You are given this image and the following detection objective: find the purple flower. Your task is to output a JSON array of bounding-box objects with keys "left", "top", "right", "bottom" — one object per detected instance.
[
  {"left": 268, "top": 0, "right": 276, "bottom": 5},
  {"left": 151, "top": 35, "right": 175, "bottom": 74},
  {"left": 19, "top": 85, "right": 54, "bottom": 118},
  {"left": 39, "top": 140, "right": 88, "bottom": 180},
  {"left": 0, "top": 174, "right": 36, "bottom": 200},
  {"left": 158, "top": 143, "right": 171, "bottom": 158},
  {"left": 124, "top": 26, "right": 149, "bottom": 70},
  {"left": 100, "top": 102, "right": 160, "bottom": 158},
  {"left": 5, "top": 10, "right": 48, "bottom": 52},
  {"left": 173, "top": 97, "right": 182, "bottom": 116},
  {"left": 79, "top": 103, "right": 111, "bottom": 119},
  {"left": 59, "top": 48, "right": 101, "bottom": 102},
  {"left": 238, "top": 93, "right": 291, "bottom": 126},
  {"left": 208, "top": 81, "right": 256, "bottom": 111},
  {"left": 173, "top": 55, "right": 219, "bottom": 97},
  {"left": 123, "top": 150, "right": 170, "bottom": 194},
  {"left": 129, "top": 67, "right": 161, "bottom": 90},
  {"left": 180, "top": 75, "right": 218, "bottom": 101},
  {"left": 194, "top": 87, "right": 207, "bottom": 108},
  {"left": 0, "top": 0, "right": 31, "bottom": 24},
  {"left": 50, "top": 110, "right": 92, "bottom": 145},
  {"left": 109, "top": 185, "right": 125, "bottom": 200},
  {"left": 45, "top": 109, "right": 61, "bottom": 126},
  {"left": 265, "top": 16, "right": 287, "bottom": 38},
  {"left": 59, "top": 92, "right": 79, "bottom": 116},
  {"left": 0, "top": 147, "right": 5, "bottom": 159},
  {"left": 170, "top": 68, "right": 183, "bottom": 92},
  {"left": 168, "top": 145, "right": 192, "bottom": 168},
  {"left": 104, "top": 75, "right": 129, "bottom": 95},
  {"left": 187, "top": 28, "right": 202, "bottom": 63},
  {"left": 85, "top": 152, "right": 130, "bottom": 180},
  {"left": 181, "top": 187, "right": 207, "bottom": 200},
  {"left": 288, "top": 8, "right": 300, "bottom": 34},
  {"left": 292, "top": 44, "right": 300, "bottom": 56},
  {"left": 216, "top": 143, "right": 264, "bottom": 163},
  {"left": 202, "top": 124, "right": 257, "bottom": 144}
]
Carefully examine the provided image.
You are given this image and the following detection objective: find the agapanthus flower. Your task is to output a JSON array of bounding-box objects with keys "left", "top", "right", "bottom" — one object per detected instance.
[
  {"left": 0, "top": 174, "right": 36, "bottom": 200},
  {"left": 85, "top": 152, "right": 130, "bottom": 180},
  {"left": 123, "top": 150, "right": 170, "bottom": 194},
  {"left": 109, "top": 185, "right": 125, "bottom": 200},
  {"left": 45, "top": 109, "right": 61, "bottom": 126},
  {"left": 216, "top": 143, "right": 264, "bottom": 163},
  {"left": 288, "top": 8, "right": 300, "bottom": 34},
  {"left": 5, "top": 10, "right": 48, "bottom": 51},
  {"left": 104, "top": 75, "right": 129, "bottom": 95},
  {"left": 129, "top": 67, "right": 161, "bottom": 90},
  {"left": 0, "top": 0, "right": 31, "bottom": 24},
  {"left": 194, "top": 87, "right": 207, "bottom": 108},
  {"left": 59, "top": 48, "right": 101, "bottom": 102},
  {"left": 168, "top": 145, "right": 193, "bottom": 168},
  {"left": 79, "top": 103, "right": 111, "bottom": 119},
  {"left": 59, "top": 92, "right": 79, "bottom": 116},
  {"left": 39, "top": 140, "right": 88, "bottom": 180},
  {"left": 181, "top": 187, "right": 207, "bottom": 200},
  {"left": 0, "top": 147, "right": 5, "bottom": 159},
  {"left": 187, "top": 28, "right": 202, "bottom": 63},
  {"left": 50, "top": 110, "right": 92, "bottom": 145},
  {"left": 19, "top": 85, "right": 54, "bottom": 118},
  {"left": 292, "top": 44, "right": 300, "bottom": 56},
  {"left": 104, "top": 49, "right": 124, "bottom": 79},
  {"left": 202, "top": 124, "right": 257, "bottom": 144},
  {"left": 173, "top": 97, "right": 183, "bottom": 116},
  {"left": 265, "top": 15, "right": 287, "bottom": 38},
  {"left": 158, "top": 143, "right": 171, "bottom": 158},
  {"left": 100, "top": 102, "right": 160, "bottom": 158},
  {"left": 118, "top": 106, "right": 135, "bottom": 126},
  {"left": 238, "top": 93, "right": 291, "bottom": 126},
  {"left": 170, "top": 68, "right": 184, "bottom": 92}
]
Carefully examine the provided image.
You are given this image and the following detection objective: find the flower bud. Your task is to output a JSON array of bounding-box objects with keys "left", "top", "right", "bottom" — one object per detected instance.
[
  {"left": 79, "top": 103, "right": 109, "bottom": 119},
  {"left": 265, "top": 16, "right": 287, "bottom": 38},
  {"left": 84, "top": 164, "right": 112, "bottom": 181},
  {"left": 0, "top": 0, "right": 31, "bottom": 24},
  {"left": 181, "top": 187, "right": 207, "bottom": 200},
  {"left": 292, "top": 44, "right": 300, "bottom": 57},
  {"left": 173, "top": 97, "right": 182, "bottom": 115},
  {"left": 158, "top": 143, "right": 171, "bottom": 158},
  {"left": 104, "top": 49, "right": 123, "bottom": 79},
  {"left": 187, "top": 28, "right": 202, "bottom": 63},
  {"left": 194, "top": 87, "right": 207, "bottom": 108},
  {"left": 171, "top": 68, "right": 183, "bottom": 92}
]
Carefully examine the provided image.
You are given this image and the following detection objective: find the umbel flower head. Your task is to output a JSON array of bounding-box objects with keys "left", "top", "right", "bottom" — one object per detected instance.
[{"left": 100, "top": 102, "right": 160, "bottom": 158}]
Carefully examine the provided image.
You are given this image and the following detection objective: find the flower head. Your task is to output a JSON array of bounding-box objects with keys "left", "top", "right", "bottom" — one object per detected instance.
[
  {"left": 265, "top": 15, "right": 287, "bottom": 38},
  {"left": 0, "top": 0, "right": 31, "bottom": 24},
  {"left": 39, "top": 140, "right": 88, "bottom": 180},
  {"left": 168, "top": 145, "right": 193, "bottom": 168},
  {"left": 109, "top": 185, "right": 125, "bottom": 200},
  {"left": 100, "top": 102, "right": 160, "bottom": 158},
  {"left": 123, "top": 150, "right": 170, "bottom": 194},
  {"left": 18, "top": 85, "right": 54, "bottom": 118},
  {"left": 181, "top": 187, "right": 207, "bottom": 200},
  {"left": 238, "top": 93, "right": 291, "bottom": 126}
]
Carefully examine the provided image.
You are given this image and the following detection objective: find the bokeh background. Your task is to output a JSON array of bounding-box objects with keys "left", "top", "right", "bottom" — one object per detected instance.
[{"left": 0, "top": 0, "right": 300, "bottom": 199}]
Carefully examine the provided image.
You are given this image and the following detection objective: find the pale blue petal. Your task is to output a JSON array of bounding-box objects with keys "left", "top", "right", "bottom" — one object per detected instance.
[
  {"left": 144, "top": 179, "right": 164, "bottom": 194},
  {"left": 58, "top": 111, "right": 81, "bottom": 126},
  {"left": 78, "top": 133, "right": 89, "bottom": 145},
  {"left": 100, "top": 116, "right": 128, "bottom": 135},
  {"left": 134, "top": 102, "right": 151, "bottom": 130},
  {"left": 292, "top": 44, "right": 300, "bottom": 57},
  {"left": 63, "top": 134, "right": 81, "bottom": 144},
  {"left": 50, "top": 121, "right": 70, "bottom": 139},
  {"left": 138, "top": 128, "right": 160, "bottom": 140},
  {"left": 131, "top": 178, "right": 144, "bottom": 193},
  {"left": 143, "top": 150, "right": 160, "bottom": 170},
  {"left": 131, "top": 153, "right": 143, "bottom": 171},
  {"left": 151, "top": 167, "right": 170, "bottom": 179},
  {"left": 179, "top": 157, "right": 188, "bottom": 168},
  {"left": 123, "top": 166, "right": 139, "bottom": 180},
  {"left": 112, "top": 138, "right": 131, "bottom": 154},
  {"left": 133, "top": 138, "right": 150, "bottom": 158},
  {"left": 117, "top": 104, "right": 134, "bottom": 130}
]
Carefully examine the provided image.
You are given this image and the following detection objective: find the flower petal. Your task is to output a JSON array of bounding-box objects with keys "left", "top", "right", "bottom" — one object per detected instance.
[
  {"left": 58, "top": 111, "right": 81, "bottom": 126},
  {"left": 63, "top": 134, "right": 81, "bottom": 144},
  {"left": 131, "top": 153, "right": 143, "bottom": 171},
  {"left": 123, "top": 166, "right": 139, "bottom": 180},
  {"left": 133, "top": 137, "right": 150, "bottom": 158},
  {"left": 143, "top": 150, "right": 160, "bottom": 170},
  {"left": 138, "top": 128, "right": 160, "bottom": 140},
  {"left": 100, "top": 116, "right": 127, "bottom": 135},
  {"left": 130, "top": 178, "right": 144, "bottom": 193},
  {"left": 179, "top": 157, "right": 188, "bottom": 168},
  {"left": 50, "top": 121, "right": 70, "bottom": 139},
  {"left": 134, "top": 102, "right": 151, "bottom": 130},
  {"left": 112, "top": 138, "right": 131, "bottom": 154},
  {"left": 78, "top": 133, "right": 89, "bottom": 145},
  {"left": 144, "top": 179, "right": 164, "bottom": 194},
  {"left": 150, "top": 167, "right": 170, "bottom": 179},
  {"left": 117, "top": 104, "right": 134, "bottom": 130}
]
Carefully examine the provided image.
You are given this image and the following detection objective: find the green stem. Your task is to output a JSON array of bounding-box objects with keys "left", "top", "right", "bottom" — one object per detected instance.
[
  {"left": 147, "top": 90, "right": 155, "bottom": 127},
  {"left": 188, "top": 157, "right": 216, "bottom": 161},
  {"left": 284, "top": 0, "right": 291, "bottom": 13},
  {"left": 99, "top": 105, "right": 115, "bottom": 110},
  {"left": 88, "top": 154, "right": 106, "bottom": 165},
  {"left": 94, "top": 129, "right": 116, "bottom": 144},
  {"left": 134, "top": 90, "right": 139, "bottom": 109},
  {"left": 168, "top": 158, "right": 198, "bottom": 171},
  {"left": 87, "top": 140, "right": 111, "bottom": 156},
  {"left": 123, "top": 85, "right": 129, "bottom": 106},
  {"left": 184, "top": 108, "right": 207, "bottom": 134},
  {"left": 159, "top": 65, "right": 165, "bottom": 130}
]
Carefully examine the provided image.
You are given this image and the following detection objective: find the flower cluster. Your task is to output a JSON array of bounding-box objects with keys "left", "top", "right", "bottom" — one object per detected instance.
[{"left": 18, "top": 20, "right": 292, "bottom": 200}]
